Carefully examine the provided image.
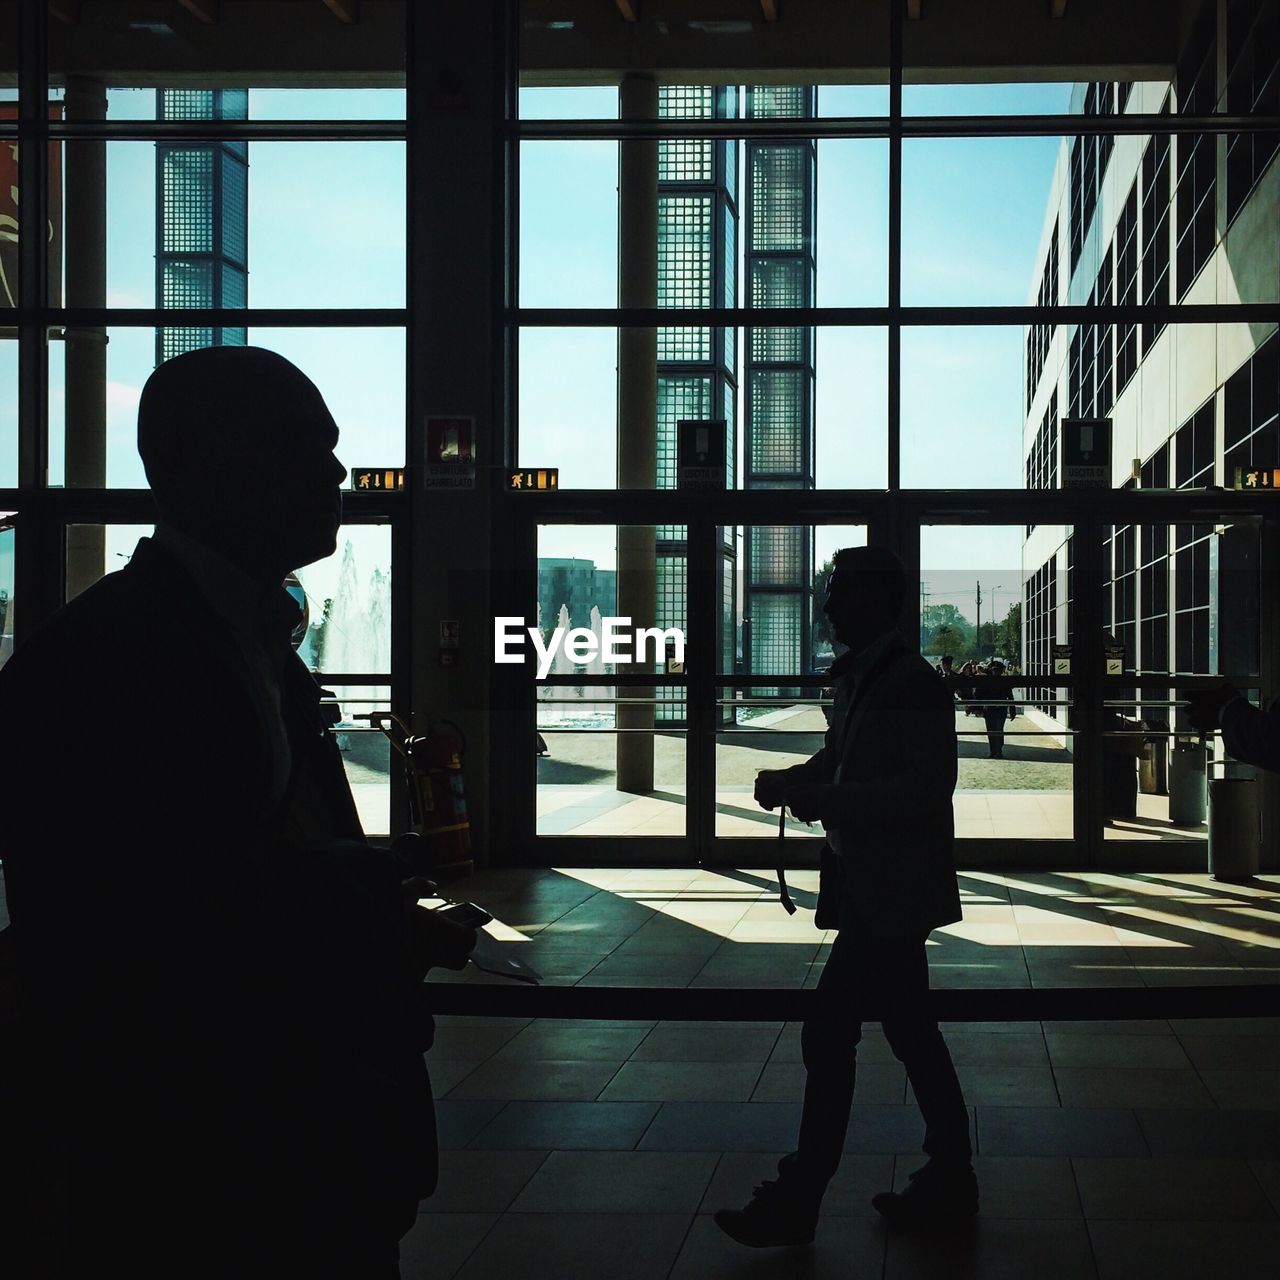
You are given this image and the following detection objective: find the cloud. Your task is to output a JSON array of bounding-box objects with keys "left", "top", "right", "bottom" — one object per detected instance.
[{"left": 106, "top": 380, "right": 143, "bottom": 412}]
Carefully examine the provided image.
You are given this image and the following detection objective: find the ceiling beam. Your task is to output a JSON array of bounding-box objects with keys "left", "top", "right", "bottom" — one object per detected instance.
[
  {"left": 47, "top": 0, "right": 82, "bottom": 22},
  {"left": 760, "top": 0, "right": 779, "bottom": 21},
  {"left": 177, "top": 0, "right": 219, "bottom": 23},
  {"left": 1050, "top": 0, "right": 1068, "bottom": 16},
  {"left": 615, "top": 0, "right": 639, "bottom": 21},
  {"left": 322, "top": 0, "right": 361, "bottom": 22}
]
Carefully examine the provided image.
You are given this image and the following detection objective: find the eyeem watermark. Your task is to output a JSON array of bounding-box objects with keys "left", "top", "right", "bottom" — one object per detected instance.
[{"left": 494, "top": 616, "right": 686, "bottom": 679}]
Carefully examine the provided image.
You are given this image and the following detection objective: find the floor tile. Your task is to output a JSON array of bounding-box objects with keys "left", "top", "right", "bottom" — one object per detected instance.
[
  {"left": 585, "top": 952, "right": 711, "bottom": 981},
  {"left": 428, "top": 1023, "right": 526, "bottom": 1061},
  {"left": 670, "top": 1210, "right": 885, "bottom": 1278},
  {"left": 1040, "top": 1020, "right": 1172, "bottom": 1036},
  {"left": 1198, "top": 1069, "right": 1280, "bottom": 1109},
  {"left": 843, "top": 1104, "right": 964, "bottom": 1154},
  {"left": 1248, "top": 1158, "right": 1280, "bottom": 1214},
  {"left": 399, "top": 1212, "right": 498, "bottom": 1280},
  {"left": 427, "top": 1059, "right": 482, "bottom": 1098},
  {"left": 976, "top": 1107, "right": 1148, "bottom": 1157},
  {"left": 752, "top": 1061, "right": 907, "bottom": 1105},
  {"left": 885, "top": 1217, "right": 1097, "bottom": 1280},
  {"left": 452, "top": 1212, "right": 692, "bottom": 1280},
  {"left": 1045, "top": 1033, "right": 1192, "bottom": 1069},
  {"left": 421, "top": 1150, "right": 550, "bottom": 1214},
  {"left": 1169, "top": 1017, "right": 1280, "bottom": 1036},
  {"left": 467, "top": 1101, "right": 659, "bottom": 1151},
  {"left": 492, "top": 1022, "right": 652, "bottom": 1062},
  {"left": 1054, "top": 1068, "right": 1213, "bottom": 1110},
  {"left": 631, "top": 1025, "right": 782, "bottom": 1062},
  {"left": 943, "top": 1032, "right": 1051, "bottom": 1068},
  {"left": 510, "top": 1150, "right": 718, "bottom": 1214},
  {"left": 447, "top": 1057, "right": 623, "bottom": 1102},
  {"left": 1088, "top": 1220, "right": 1280, "bottom": 1280},
  {"left": 435, "top": 1100, "right": 508, "bottom": 1151},
  {"left": 936, "top": 1065, "right": 1059, "bottom": 1108},
  {"left": 599, "top": 1060, "right": 763, "bottom": 1102},
  {"left": 1073, "top": 1155, "right": 1275, "bottom": 1221},
  {"left": 1136, "top": 1108, "right": 1280, "bottom": 1158},
  {"left": 1175, "top": 1034, "right": 1280, "bottom": 1070},
  {"left": 966, "top": 1156, "right": 1082, "bottom": 1219},
  {"left": 639, "top": 1101, "right": 803, "bottom": 1151}
]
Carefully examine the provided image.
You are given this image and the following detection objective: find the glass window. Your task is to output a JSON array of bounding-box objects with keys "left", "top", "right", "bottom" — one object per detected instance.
[
  {"left": 47, "top": 326, "right": 404, "bottom": 489},
  {"left": 923, "top": 525, "right": 1072, "bottom": 841},
  {"left": 54, "top": 140, "right": 405, "bottom": 312}
]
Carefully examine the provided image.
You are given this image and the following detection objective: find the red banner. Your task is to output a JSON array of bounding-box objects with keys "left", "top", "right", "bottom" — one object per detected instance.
[{"left": 0, "top": 104, "right": 63, "bottom": 311}]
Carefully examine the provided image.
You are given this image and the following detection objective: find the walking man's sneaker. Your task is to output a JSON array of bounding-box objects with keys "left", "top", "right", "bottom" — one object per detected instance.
[
  {"left": 714, "top": 1170, "right": 820, "bottom": 1248},
  {"left": 871, "top": 1161, "right": 979, "bottom": 1230}
]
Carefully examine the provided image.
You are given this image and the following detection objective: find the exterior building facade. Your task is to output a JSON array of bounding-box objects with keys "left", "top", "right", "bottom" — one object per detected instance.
[{"left": 1022, "top": 0, "right": 1278, "bottom": 738}]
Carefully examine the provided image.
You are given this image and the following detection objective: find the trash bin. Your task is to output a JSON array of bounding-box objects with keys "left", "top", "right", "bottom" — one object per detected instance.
[
  {"left": 1139, "top": 720, "right": 1169, "bottom": 795},
  {"left": 1168, "top": 742, "right": 1207, "bottom": 825},
  {"left": 1208, "top": 777, "right": 1260, "bottom": 881}
]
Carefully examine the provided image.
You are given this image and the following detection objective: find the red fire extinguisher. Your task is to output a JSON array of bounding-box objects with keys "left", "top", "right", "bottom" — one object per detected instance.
[{"left": 407, "top": 719, "right": 472, "bottom": 871}]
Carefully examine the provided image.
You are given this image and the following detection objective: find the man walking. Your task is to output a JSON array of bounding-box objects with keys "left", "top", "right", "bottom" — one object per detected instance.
[{"left": 715, "top": 546, "right": 975, "bottom": 1246}]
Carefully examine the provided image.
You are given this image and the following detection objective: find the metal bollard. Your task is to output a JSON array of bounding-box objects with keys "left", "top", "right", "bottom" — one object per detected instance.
[
  {"left": 1168, "top": 744, "right": 1207, "bottom": 826},
  {"left": 1208, "top": 778, "right": 1260, "bottom": 881}
]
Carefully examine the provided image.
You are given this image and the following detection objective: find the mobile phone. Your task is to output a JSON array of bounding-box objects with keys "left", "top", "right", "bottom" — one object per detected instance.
[{"left": 433, "top": 901, "right": 493, "bottom": 930}]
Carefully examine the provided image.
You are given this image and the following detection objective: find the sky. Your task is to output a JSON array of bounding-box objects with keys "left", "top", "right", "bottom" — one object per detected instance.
[{"left": 1, "top": 78, "right": 1074, "bottom": 637}]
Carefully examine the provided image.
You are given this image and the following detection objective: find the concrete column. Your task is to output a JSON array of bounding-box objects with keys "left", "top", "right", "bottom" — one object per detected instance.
[
  {"left": 616, "top": 73, "right": 658, "bottom": 794},
  {"left": 63, "top": 75, "right": 106, "bottom": 600},
  {"left": 408, "top": 6, "right": 499, "bottom": 860}
]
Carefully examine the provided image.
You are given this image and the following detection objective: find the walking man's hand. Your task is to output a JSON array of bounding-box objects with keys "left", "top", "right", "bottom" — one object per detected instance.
[{"left": 754, "top": 769, "right": 788, "bottom": 811}]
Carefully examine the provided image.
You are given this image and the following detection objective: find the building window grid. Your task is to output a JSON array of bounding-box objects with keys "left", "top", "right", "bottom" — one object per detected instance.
[
  {"left": 1225, "top": 0, "right": 1280, "bottom": 225},
  {"left": 1024, "top": 559, "right": 1058, "bottom": 715},
  {"left": 1224, "top": 331, "right": 1280, "bottom": 480},
  {"left": 1069, "top": 81, "right": 1117, "bottom": 273},
  {"left": 1172, "top": 401, "right": 1216, "bottom": 675},
  {"left": 1141, "top": 113, "right": 1173, "bottom": 355},
  {"left": 1114, "top": 181, "right": 1139, "bottom": 397},
  {"left": 1091, "top": 254, "right": 1114, "bottom": 417},
  {"left": 1026, "top": 223, "right": 1058, "bottom": 413},
  {"left": 1176, "top": 13, "right": 1219, "bottom": 298}
]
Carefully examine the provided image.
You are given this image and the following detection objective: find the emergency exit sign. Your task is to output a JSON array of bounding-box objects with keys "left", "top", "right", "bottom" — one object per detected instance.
[
  {"left": 507, "top": 468, "right": 559, "bottom": 491},
  {"left": 1062, "top": 418, "right": 1111, "bottom": 488},
  {"left": 1234, "top": 467, "right": 1280, "bottom": 491},
  {"left": 351, "top": 468, "right": 405, "bottom": 491}
]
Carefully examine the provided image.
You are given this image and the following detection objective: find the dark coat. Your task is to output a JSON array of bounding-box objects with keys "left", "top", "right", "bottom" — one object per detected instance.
[
  {"left": 780, "top": 635, "right": 963, "bottom": 937},
  {"left": 1222, "top": 696, "right": 1280, "bottom": 773},
  {"left": 0, "top": 538, "right": 434, "bottom": 1272}
]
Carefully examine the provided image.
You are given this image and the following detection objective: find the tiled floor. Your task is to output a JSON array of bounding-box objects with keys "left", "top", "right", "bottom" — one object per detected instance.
[{"left": 403, "top": 868, "right": 1280, "bottom": 1278}]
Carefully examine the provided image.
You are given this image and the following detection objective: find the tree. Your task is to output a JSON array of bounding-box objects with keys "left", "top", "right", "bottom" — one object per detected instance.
[
  {"left": 811, "top": 556, "right": 835, "bottom": 656},
  {"left": 996, "top": 601, "right": 1022, "bottom": 663},
  {"left": 929, "top": 624, "right": 969, "bottom": 659}
]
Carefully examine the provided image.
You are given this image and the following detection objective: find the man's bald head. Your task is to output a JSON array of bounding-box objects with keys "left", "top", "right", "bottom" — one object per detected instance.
[
  {"left": 139, "top": 347, "right": 337, "bottom": 503},
  {"left": 137, "top": 347, "right": 346, "bottom": 580}
]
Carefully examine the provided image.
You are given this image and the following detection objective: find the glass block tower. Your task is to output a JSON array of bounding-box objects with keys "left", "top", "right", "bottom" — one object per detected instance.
[
  {"left": 655, "top": 85, "right": 739, "bottom": 720},
  {"left": 744, "top": 86, "right": 817, "bottom": 682},
  {"left": 156, "top": 89, "right": 248, "bottom": 364}
]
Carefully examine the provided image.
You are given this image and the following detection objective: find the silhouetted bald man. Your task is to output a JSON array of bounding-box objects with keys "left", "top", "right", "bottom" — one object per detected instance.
[{"left": 0, "top": 347, "right": 472, "bottom": 1278}]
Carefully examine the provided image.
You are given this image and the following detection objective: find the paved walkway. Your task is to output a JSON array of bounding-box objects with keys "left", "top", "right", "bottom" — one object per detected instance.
[{"left": 404, "top": 867, "right": 1280, "bottom": 1279}]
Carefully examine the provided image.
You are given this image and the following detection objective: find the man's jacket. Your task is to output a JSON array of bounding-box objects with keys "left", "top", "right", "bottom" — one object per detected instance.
[
  {"left": 0, "top": 537, "right": 436, "bottom": 1267},
  {"left": 781, "top": 634, "right": 962, "bottom": 937}
]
